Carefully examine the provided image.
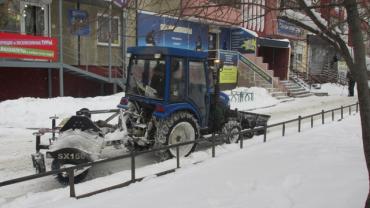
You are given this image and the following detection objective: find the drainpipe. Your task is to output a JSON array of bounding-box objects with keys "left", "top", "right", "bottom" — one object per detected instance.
[
  {"left": 59, "top": 0, "right": 64, "bottom": 96},
  {"left": 108, "top": 0, "right": 112, "bottom": 81}
]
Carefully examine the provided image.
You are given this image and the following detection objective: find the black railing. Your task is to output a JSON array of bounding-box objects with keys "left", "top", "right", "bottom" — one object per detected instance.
[{"left": 0, "top": 102, "right": 360, "bottom": 199}]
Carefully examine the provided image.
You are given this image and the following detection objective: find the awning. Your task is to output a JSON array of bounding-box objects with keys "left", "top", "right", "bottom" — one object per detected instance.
[{"left": 257, "top": 37, "right": 290, "bottom": 48}]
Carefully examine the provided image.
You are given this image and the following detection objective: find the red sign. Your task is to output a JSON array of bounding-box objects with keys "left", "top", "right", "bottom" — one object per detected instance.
[{"left": 0, "top": 32, "right": 58, "bottom": 61}]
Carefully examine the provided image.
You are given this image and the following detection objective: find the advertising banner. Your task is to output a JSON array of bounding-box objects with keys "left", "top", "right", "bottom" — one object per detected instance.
[
  {"left": 231, "top": 28, "right": 256, "bottom": 54},
  {"left": 219, "top": 50, "right": 238, "bottom": 84},
  {"left": 277, "top": 19, "right": 303, "bottom": 38},
  {"left": 68, "top": 9, "right": 90, "bottom": 36},
  {"left": 0, "top": 32, "right": 58, "bottom": 61},
  {"left": 137, "top": 12, "right": 208, "bottom": 50}
]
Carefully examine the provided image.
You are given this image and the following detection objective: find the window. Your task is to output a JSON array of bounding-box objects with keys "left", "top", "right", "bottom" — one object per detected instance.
[
  {"left": 170, "top": 58, "right": 186, "bottom": 101},
  {"left": 127, "top": 58, "right": 166, "bottom": 99},
  {"left": 0, "top": 0, "right": 20, "bottom": 33},
  {"left": 209, "top": 0, "right": 241, "bottom": 9},
  {"left": 97, "top": 14, "right": 120, "bottom": 46}
]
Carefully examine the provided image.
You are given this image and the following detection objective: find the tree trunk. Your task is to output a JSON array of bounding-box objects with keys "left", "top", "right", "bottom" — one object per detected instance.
[{"left": 344, "top": 1, "right": 370, "bottom": 207}]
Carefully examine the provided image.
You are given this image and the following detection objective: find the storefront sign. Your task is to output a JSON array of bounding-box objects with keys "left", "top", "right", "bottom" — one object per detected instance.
[
  {"left": 68, "top": 9, "right": 90, "bottom": 36},
  {"left": 231, "top": 28, "right": 257, "bottom": 54},
  {"left": 137, "top": 11, "right": 208, "bottom": 50},
  {"left": 0, "top": 32, "right": 58, "bottom": 61},
  {"left": 277, "top": 19, "right": 303, "bottom": 37},
  {"left": 219, "top": 50, "right": 238, "bottom": 84}
]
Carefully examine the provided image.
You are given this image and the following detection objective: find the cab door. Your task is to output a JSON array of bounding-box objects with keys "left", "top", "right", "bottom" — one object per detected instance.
[{"left": 187, "top": 60, "right": 209, "bottom": 127}]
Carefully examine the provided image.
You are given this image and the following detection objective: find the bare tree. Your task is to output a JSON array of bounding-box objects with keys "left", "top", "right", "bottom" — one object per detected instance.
[{"left": 126, "top": 1, "right": 370, "bottom": 205}]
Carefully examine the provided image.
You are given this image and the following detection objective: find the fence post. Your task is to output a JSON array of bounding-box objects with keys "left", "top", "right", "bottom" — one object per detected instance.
[
  {"left": 68, "top": 169, "right": 76, "bottom": 198},
  {"left": 263, "top": 124, "right": 267, "bottom": 143},
  {"left": 356, "top": 102, "right": 359, "bottom": 113},
  {"left": 321, "top": 110, "right": 325, "bottom": 124},
  {"left": 298, "top": 116, "right": 301, "bottom": 132},
  {"left": 35, "top": 133, "right": 41, "bottom": 152},
  {"left": 212, "top": 133, "right": 215, "bottom": 158},
  {"left": 341, "top": 106, "right": 343, "bottom": 119},
  {"left": 240, "top": 133, "right": 244, "bottom": 149},
  {"left": 131, "top": 152, "right": 135, "bottom": 181},
  {"left": 332, "top": 110, "right": 334, "bottom": 121},
  {"left": 349, "top": 105, "right": 352, "bottom": 115},
  {"left": 311, "top": 116, "right": 313, "bottom": 128},
  {"left": 176, "top": 146, "right": 180, "bottom": 168},
  {"left": 49, "top": 116, "right": 58, "bottom": 140},
  {"left": 282, "top": 122, "right": 285, "bottom": 136}
]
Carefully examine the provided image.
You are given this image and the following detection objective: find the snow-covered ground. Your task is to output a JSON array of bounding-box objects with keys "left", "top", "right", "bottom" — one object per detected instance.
[
  {"left": 310, "top": 83, "right": 357, "bottom": 96},
  {"left": 1, "top": 113, "right": 366, "bottom": 208},
  {"left": 0, "top": 86, "right": 361, "bottom": 207}
]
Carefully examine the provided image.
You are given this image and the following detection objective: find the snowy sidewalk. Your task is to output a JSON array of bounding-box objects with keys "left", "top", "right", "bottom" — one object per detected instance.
[{"left": 2, "top": 115, "right": 367, "bottom": 208}]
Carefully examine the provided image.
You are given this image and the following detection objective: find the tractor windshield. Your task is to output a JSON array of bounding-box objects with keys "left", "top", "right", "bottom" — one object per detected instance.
[{"left": 126, "top": 57, "right": 166, "bottom": 99}]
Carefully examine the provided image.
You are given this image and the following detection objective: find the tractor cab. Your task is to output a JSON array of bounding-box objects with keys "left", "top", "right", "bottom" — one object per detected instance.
[{"left": 123, "top": 46, "right": 218, "bottom": 129}]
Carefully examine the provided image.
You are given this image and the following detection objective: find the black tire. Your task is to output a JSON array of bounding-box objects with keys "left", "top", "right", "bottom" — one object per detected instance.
[
  {"left": 245, "top": 128, "right": 254, "bottom": 138},
  {"left": 155, "top": 112, "right": 199, "bottom": 160},
  {"left": 51, "top": 159, "right": 89, "bottom": 185},
  {"left": 222, "top": 120, "right": 241, "bottom": 144}
]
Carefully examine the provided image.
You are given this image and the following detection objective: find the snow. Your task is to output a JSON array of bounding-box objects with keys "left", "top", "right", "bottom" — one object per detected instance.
[
  {"left": 310, "top": 83, "right": 357, "bottom": 96},
  {"left": 223, "top": 87, "right": 280, "bottom": 110},
  {"left": 0, "top": 86, "right": 362, "bottom": 207},
  {"left": 0, "top": 93, "right": 124, "bottom": 128},
  {"left": 1, "top": 114, "right": 366, "bottom": 208}
]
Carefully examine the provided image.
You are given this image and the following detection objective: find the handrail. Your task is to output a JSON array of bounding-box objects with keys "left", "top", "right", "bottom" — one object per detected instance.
[
  {"left": 0, "top": 102, "right": 360, "bottom": 200},
  {"left": 238, "top": 53, "right": 273, "bottom": 84}
]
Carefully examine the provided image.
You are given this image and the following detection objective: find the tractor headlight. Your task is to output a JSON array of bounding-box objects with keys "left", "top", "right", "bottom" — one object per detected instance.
[{"left": 154, "top": 53, "right": 161, "bottom": 59}]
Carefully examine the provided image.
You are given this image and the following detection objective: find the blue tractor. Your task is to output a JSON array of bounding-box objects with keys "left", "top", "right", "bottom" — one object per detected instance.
[
  {"left": 117, "top": 46, "right": 269, "bottom": 159},
  {"left": 32, "top": 46, "right": 270, "bottom": 184}
]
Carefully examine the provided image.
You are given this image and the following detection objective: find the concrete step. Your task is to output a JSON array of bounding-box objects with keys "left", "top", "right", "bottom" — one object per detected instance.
[
  {"left": 293, "top": 92, "right": 314, "bottom": 98},
  {"left": 291, "top": 91, "right": 314, "bottom": 97},
  {"left": 288, "top": 88, "right": 306, "bottom": 92},
  {"left": 271, "top": 91, "right": 288, "bottom": 97}
]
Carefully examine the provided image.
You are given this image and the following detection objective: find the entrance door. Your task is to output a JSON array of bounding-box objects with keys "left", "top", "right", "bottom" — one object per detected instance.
[
  {"left": 20, "top": 1, "right": 49, "bottom": 36},
  {"left": 208, "top": 33, "right": 218, "bottom": 50}
]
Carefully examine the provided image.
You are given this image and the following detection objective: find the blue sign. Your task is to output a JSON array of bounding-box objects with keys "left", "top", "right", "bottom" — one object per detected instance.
[
  {"left": 219, "top": 50, "right": 238, "bottom": 66},
  {"left": 231, "top": 28, "right": 256, "bottom": 54},
  {"left": 137, "top": 12, "right": 208, "bottom": 50},
  {"left": 277, "top": 19, "right": 302, "bottom": 37},
  {"left": 68, "top": 10, "right": 90, "bottom": 36}
]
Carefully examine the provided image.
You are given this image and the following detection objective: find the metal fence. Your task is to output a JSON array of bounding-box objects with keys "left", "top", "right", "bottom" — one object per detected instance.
[{"left": 0, "top": 102, "right": 360, "bottom": 199}]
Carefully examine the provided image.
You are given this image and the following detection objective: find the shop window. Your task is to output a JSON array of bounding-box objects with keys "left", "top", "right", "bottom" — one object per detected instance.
[
  {"left": 0, "top": 0, "right": 20, "bottom": 33},
  {"left": 97, "top": 14, "right": 120, "bottom": 46}
]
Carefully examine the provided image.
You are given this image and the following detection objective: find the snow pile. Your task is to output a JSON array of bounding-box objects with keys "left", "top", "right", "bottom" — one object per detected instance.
[
  {"left": 0, "top": 93, "right": 125, "bottom": 128},
  {"left": 1, "top": 115, "right": 367, "bottom": 208},
  {"left": 0, "top": 87, "right": 280, "bottom": 128},
  {"left": 223, "top": 87, "right": 279, "bottom": 111},
  {"left": 311, "top": 83, "right": 357, "bottom": 96}
]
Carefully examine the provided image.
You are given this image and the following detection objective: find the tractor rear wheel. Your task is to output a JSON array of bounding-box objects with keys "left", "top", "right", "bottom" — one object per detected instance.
[
  {"left": 222, "top": 120, "right": 241, "bottom": 144},
  {"left": 155, "top": 112, "right": 199, "bottom": 159}
]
